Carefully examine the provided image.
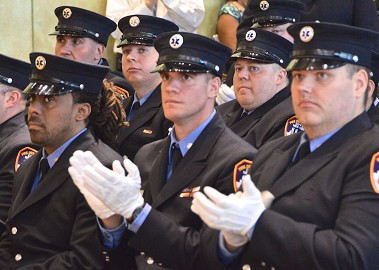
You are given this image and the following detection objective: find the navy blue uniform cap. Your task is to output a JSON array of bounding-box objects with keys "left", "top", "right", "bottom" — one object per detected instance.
[
  {"left": 152, "top": 32, "right": 232, "bottom": 78},
  {"left": 231, "top": 28, "right": 293, "bottom": 68},
  {"left": 24, "top": 53, "right": 109, "bottom": 96},
  {"left": 247, "top": 0, "right": 305, "bottom": 28},
  {"left": 0, "top": 54, "right": 31, "bottom": 90},
  {"left": 50, "top": 6, "right": 116, "bottom": 46},
  {"left": 287, "top": 22, "right": 379, "bottom": 71},
  {"left": 117, "top": 15, "right": 179, "bottom": 47}
]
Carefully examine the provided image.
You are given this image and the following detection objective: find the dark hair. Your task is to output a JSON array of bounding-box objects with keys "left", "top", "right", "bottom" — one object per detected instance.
[{"left": 72, "top": 79, "right": 126, "bottom": 148}]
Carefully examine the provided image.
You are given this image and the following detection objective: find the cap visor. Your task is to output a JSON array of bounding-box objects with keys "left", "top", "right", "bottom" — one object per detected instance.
[
  {"left": 23, "top": 82, "right": 75, "bottom": 96},
  {"left": 287, "top": 58, "right": 346, "bottom": 71}
]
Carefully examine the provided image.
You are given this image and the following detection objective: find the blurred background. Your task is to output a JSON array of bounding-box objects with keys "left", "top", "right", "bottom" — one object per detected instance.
[{"left": 0, "top": 0, "right": 224, "bottom": 70}]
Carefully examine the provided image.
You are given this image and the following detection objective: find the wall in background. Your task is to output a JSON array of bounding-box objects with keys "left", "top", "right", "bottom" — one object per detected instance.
[{"left": 0, "top": 0, "right": 222, "bottom": 70}]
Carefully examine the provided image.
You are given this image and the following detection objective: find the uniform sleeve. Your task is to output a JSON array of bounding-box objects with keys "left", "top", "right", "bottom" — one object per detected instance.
[
  {"left": 158, "top": 0, "right": 205, "bottom": 32},
  {"left": 106, "top": 0, "right": 153, "bottom": 41},
  {"left": 238, "top": 156, "right": 379, "bottom": 269}
]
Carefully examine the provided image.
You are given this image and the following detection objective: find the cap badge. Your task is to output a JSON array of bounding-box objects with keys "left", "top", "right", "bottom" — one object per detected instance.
[
  {"left": 260, "top": 0, "right": 270, "bottom": 10},
  {"left": 129, "top": 16, "right": 140, "bottom": 27},
  {"left": 245, "top": 30, "right": 257, "bottom": 42},
  {"left": 35, "top": 56, "right": 46, "bottom": 71},
  {"left": 62, "top": 8, "right": 72, "bottom": 19},
  {"left": 169, "top": 34, "right": 183, "bottom": 49},
  {"left": 300, "top": 26, "right": 314, "bottom": 43}
]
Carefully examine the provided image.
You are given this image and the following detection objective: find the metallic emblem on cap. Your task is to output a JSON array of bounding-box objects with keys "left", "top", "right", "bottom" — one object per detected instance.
[
  {"left": 62, "top": 8, "right": 72, "bottom": 19},
  {"left": 35, "top": 56, "right": 46, "bottom": 70},
  {"left": 169, "top": 34, "right": 184, "bottom": 49},
  {"left": 245, "top": 30, "right": 257, "bottom": 42},
  {"left": 299, "top": 26, "right": 314, "bottom": 43},
  {"left": 129, "top": 16, "right": 140, "bottom": 27},
  {"left": 260, "top": 0, "right": 270, "bottom": 10}
]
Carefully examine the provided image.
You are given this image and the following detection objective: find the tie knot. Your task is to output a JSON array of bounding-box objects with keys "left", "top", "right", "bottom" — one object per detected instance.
[
  {"left": 39, "top": 158, "right": 50, "bottom": 180},
  {"left": 294, "top": 141, "right": 310, "bottom": 162},
  {"left": 240, "top": 111, "right": 248, "bottom": 119},
  {"left": 132, "top": 101, "right": 140, "bottom": 111}
]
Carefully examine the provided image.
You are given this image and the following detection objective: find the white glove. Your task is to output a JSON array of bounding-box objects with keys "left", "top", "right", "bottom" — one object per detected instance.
[
  {"left": 69, "top": 150, "right": 115, "bottom": 219},
  {"left": 191, "top": 175, "right": 265, "bottom": 246},
  {"left": 78, "top": 151, "right": 144, "bottom": 219},
  {"left": 216, "top": 84, "right": 236, "bottom": 105}
]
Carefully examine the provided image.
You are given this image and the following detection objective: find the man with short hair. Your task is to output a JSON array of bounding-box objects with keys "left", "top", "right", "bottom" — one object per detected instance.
[
  {"left": 0, "top": 54, "right": 38, "bottom": 235},
  {"left": 52, "top": 5, "right": 134, "bottom": 97},
  {"left": 217, "top": 28, "right": 302, "bottom": 149},
  {"left": 192, "top": 22, "right": 379, "bottom": 270},
  {"left": 0, "top": 53, "right": 124, "bottom": 269},
  {"left": 68, "top": 32, "right": 257, "bottom": 270}
]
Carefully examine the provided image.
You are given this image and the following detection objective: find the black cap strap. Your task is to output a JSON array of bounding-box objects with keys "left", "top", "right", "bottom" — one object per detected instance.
[
  {"left": 252, "top": 15, "right": 296, "bottom": 24},
  {"left": 121, "top": 32, "right": 157, "bottom": 41},
  {"left": 292, "top": 49, "right": 359, "bottom": 63},
  {"left": 55, "top": 24, "right": 99, "bottom": 39},
  {"left": 0, "top": 75, "right": 13, "bottom": 85},
  {"left": 30, "top": 74, "right": 85, "bottom": 91},
  {"left": 158, "top": 55, "right": 219, "bottom": 72},
  {"left": 236, "top": 45, "right": 283, "bottom": 64}
]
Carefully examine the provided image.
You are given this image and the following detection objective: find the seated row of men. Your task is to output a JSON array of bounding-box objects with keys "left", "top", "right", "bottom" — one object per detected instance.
[{"left": 0, "top": 2, "right": 379, "bottom": 269}]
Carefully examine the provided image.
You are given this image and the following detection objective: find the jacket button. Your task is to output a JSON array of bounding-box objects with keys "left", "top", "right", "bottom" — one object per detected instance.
[
  {"left": 271, "top": 267, "right": 276, "bottom": 270},
  {"left": 261, "top": 261, "right": 267, "bottom": 267},
  {"left": 11, "top": 227, "right": 17, "bottom": 235},
  {"left": 146, "top": 257, "right": 154, "bottom": 264},
  {"left": 242, "top": 264, "right": 251, "bottom": 270},
  {"left": 15, "top": 254, "right": 22, "bottom": 261}
]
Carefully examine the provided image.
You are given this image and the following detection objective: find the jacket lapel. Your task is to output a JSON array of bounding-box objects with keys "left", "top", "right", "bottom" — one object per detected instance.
[
  {"left": 152, "top": 115, "right": 226, "bottom": 208},
  {"left": 263, "top": 113, "right": 372, "bottom": 199},
  {"left": 118, "top": 86, "right": 162, "bottom": 141},
  {"left": 11, "top": 131, "right": 95, "bottom": 217}
]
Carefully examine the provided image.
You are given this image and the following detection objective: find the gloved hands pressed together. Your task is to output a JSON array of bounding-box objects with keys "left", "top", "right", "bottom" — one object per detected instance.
[
  {"left": 191, "top": 175, "right": 266, "bottom": 248},
  {"left": 69, "top": 150, "right": 144, "bottom": 219}
]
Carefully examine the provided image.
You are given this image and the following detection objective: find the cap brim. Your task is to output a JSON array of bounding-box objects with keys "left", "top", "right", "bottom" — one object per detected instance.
[
  {"left": 287, "top": 58, "right": 347, "bottom": 71},
  {"left": 252, "top": 20, "right": 290, "bottom": 28},
  {"left": 49, "top": 30, "right": 85, "bottom": 37},
  {"left": 23, "top": 82, "right": 75, "bottom": 96}
]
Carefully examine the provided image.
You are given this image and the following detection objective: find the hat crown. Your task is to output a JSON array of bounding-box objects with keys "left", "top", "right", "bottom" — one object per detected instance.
[
  {"left": 233, "top": 28, "right": 293, "bottom": 67},
  {"left": 287, "top": 22, "right": 379, "bottom": 71},
  {"left": 0, "top": 54, "right": 31, "bottom": 89},
  {"left": 117, "top": 15, "right": 179, "bottom": 47},
  {"left": 26, "top": 53, "right": 109, "bottom": 96},
  {"left": 153, "top": 32, "right": 232, "bottom": 77},
  {"left": 52, "top": 6, "right": 116, "bottom": 46},
  {"left": 248, "top": 0, "right": 305, "bottom": 26}
]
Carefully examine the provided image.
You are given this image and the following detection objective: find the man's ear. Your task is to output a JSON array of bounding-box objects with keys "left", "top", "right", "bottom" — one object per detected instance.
[
  {"left": 95, "top": 43, "right": 105, "bottom": 62},
  {"left": 4, "top": 90, "right": 21, "bottom": 109},
  {"left": 75, "top": 103, "right": 91, "bottom": 121},
  {"left": 208, "top": 75, "right": 222, "bottom": 98},
  {"left": 353, "top": 69, "right": 369, "bottom": 99}
]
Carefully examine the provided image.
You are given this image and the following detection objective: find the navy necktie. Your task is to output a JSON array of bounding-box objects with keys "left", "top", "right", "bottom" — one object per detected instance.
[
  {"left": 293, "top": 141, "right": 310, "bottom": 163},
  {"left": 171, "top": 143, "right": 182, "bottom": 172}
]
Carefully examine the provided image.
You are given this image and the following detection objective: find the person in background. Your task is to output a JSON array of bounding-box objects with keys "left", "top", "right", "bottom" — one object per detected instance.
[
  {"left": 217, "top": 0, "right": 248, "bottom": 51},
  {"left": 218, "top": 0, "right": 304, "bottom": 104},
  {"left": 68, "top": 32, "right": 257, "bottom": 270},
  {"left": 217, "top": 28, "right": 303, "bottom": 149},
  {"left": 106, "top": 0, "right": 205, "bottom": 72},
  {"left": 0, "top": 54, "right": 39, "bottom": 235},
  {"left": 192, "top": 22, "right": 379, "bottom": 270},
  {"left": 52, "top": 5, "right": 134, "bottom": 98},
  {"left": 116, "top": 15, "right": 178, "bottom": 161},
  {"left": 0, "top": 53, "right": 124, "bottom": 269}
]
